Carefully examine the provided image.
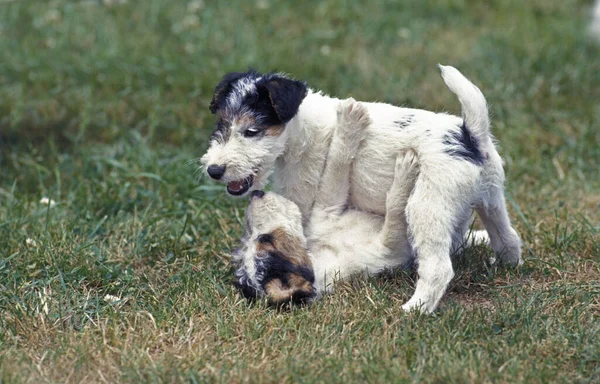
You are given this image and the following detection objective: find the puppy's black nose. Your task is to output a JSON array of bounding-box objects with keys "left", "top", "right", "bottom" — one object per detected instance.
[
  {"left": 250, "top": 190, "right": 265, "bottom": 199},
  {"left": 207, "top": 164, "right": 226, "bottom": 180}
]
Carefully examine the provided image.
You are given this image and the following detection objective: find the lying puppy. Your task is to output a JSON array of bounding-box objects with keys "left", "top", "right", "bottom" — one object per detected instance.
[
  {"left": 233, "top": 100, "right": 419, "bottom": 304},
  {"left": 202, "top": 65, "right": 522, "bottom": 313}
]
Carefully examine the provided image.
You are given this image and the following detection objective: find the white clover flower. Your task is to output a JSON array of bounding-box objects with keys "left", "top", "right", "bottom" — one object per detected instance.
[
  {"left": 172, "top": 15, "right": 200, "bottom": 34},
  {"left": 397, "top": 27, "right": 411, "bottom": 39},
  {"left": 184, "top": 43, "right": 195, "bottom": 54},
  {"left": 45, "top": 38, "right": 57, "bottom": 49},
  {"left": 26, "top": 238, "right": 38, "bottom": 247},
  {"left": 187, "top": 0, "right": 205, "bottom": 12},
  {"left": 45, "top": 9, "right": 61, "bottom": 23},
  {"left": 103, "top": 0, "right": 128, "bottom": 6},
  {"left": 103, "top": 294, "right": 121, "bottom": 303},
  {"left": 40, "top": 197, "right": 56, "bottom": 208},
  {"left": 182, "top": 15, "right": 200, "bottom": 28},
  {"left": 33, "top": 9, "right": 62, "bottom": 29}
]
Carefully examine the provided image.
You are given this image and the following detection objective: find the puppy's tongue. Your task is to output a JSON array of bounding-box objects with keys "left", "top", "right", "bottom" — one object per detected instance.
[{"left": 227, "top": 180, "right": 244, "bottom": 192}]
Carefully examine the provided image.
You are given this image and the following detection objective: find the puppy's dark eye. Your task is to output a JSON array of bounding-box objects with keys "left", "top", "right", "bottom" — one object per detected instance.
[{"left": 244, "top": 128, "right": 261, "bottom": 137}]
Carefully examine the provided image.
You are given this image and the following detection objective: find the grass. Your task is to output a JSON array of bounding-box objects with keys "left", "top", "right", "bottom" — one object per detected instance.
[{"left": 0, "top": 0, "right": 599, "bottom": 382}]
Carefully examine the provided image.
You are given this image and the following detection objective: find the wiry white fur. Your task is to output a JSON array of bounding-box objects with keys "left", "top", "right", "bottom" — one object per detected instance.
[
  {"left": 200, "top": 116, "right": 288, "bottom": 193},
  {"left": 203, "top": 65, "right": 523, "bottom": 313},
  {"left": 307, "top": 100, "right": 416, "bottom": 292},
  {"left": 226, "top": 78, "right": 260, "bottom": 113},
  {"left": 240, "top": 100, "right": 418, "bottom": 294},
  {"left": 234, "top": 191, "right": 305, "bottom": 290},
  {"left": 439, "top": 65, "right": 489, "bottom": 141}
]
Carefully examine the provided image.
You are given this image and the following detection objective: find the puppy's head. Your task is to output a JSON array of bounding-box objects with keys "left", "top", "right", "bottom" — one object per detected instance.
[
  {"left": 200, "top": 71, "right": 308, "bottom": 197},
  {"left": 233, "top": 191, "right": 315, "bottom": 306}
]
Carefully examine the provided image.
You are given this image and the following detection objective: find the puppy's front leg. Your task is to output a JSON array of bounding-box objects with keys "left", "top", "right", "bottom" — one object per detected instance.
[
  {"left": 312, "top": 98, "right": 370, "bottom": 216},
  {"left": 381, "top": 150, "right": 419, "bottom": 263}
]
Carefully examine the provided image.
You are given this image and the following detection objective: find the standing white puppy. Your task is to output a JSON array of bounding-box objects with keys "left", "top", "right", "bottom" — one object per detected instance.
[{"left": 201, "top": 65, "right": 522, "bottom": 313}]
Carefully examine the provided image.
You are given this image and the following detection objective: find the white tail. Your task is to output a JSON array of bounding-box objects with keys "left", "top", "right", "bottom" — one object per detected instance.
[{"left": 438, "top": 64, "right": 490, "bottom": 141}]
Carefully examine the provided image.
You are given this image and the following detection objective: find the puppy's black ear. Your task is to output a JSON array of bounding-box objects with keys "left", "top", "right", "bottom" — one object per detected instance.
[
  {"left": 209, "top": 72, "right": 246, "bottom": 114},
  {"left": 264, "top": 75, "right": 308, "bottom": 124}
]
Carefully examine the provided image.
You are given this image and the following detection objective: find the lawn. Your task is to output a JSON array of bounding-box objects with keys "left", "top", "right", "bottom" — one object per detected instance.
[{"left": 0, "top": 0, "right": 599, "bottom": 382}]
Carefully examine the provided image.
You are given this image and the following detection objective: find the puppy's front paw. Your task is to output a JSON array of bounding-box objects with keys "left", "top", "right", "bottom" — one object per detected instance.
[
  {"left": 336, "top": 98, "right": 371, "bottom": 154},
  {"left": 395, "top": 149, "right": 420, "bottom": 181},
  {"left": 338, "top": 98, "right": 371, "bottom": 131},
  {"left": 402, "top": 298, "right": 432, "bottom": 314}
]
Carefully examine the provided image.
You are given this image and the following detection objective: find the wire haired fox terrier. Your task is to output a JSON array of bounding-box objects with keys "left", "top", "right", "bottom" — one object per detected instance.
[{"left": 201, "top": 65, "right": 523, "bottom": 313}]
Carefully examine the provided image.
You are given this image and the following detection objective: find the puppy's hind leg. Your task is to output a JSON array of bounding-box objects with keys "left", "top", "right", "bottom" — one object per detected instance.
[
  {"left": 474, "top": 151, "right": 522, "bottom": 265},
  {"left": 476, "top": 188, "right": 522, "bottom": 265},
  {"left": 381, "top": 150, "right": 420, "bottom": 265},
  {"left": 402, "top": 161, "right": 480, "bottom": 313}
]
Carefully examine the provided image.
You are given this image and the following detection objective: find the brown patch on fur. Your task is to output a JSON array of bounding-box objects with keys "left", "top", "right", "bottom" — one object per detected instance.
[
  {"left": 264, "top": 279, "right": 292, "bottom": 303},
  {"left": 255, "top": 227, "right": 314, "bottom": 304},
  {"left": 255, "top": 238, "right": 276, "bottom": 254},
  {"left": 288, "top": 273, "right": 314, "bottom": 294},
  {"left": 264, "top": 124, "right": 284, "bottom": 136},
  {"left": 264, "top": 274, "right": 313, "bottom": 304},
  {"left": 266, "top": 80, "right": 283, "bottom": 120},
  {"left": 234, "top": 114, "right": 257, "bottom": 127},
  {"left": 268, "top": 227, "right": 312, "bottom": 268}
]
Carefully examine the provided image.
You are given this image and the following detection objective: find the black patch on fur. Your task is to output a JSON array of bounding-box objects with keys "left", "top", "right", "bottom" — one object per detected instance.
[
  {"left": 257, "top": 233, "right": 274, "bottom": 244},
  {"left": 259, "top": 250, "right": 315, "bottom": 289},
  {"left": 209, "top": 70, "right": 308, "bottom": 128},
  {"left": 442, "top": 121, "right": 484, "bottom": 165},
  {"left": 209, "top": 72, "right": 248, "bottom": 114},
  {"left": 233, "top": 278, "right": 259, "bottom": 301},
  {"left": 273, "top": 285, "right": 315, "bottom": 308},
  {"left": 261, "top": 75, "right": 308, "bottom": 124},
  {"left": 260, "top": 251, "right": 316, "bottom": 306},
  {"left": 241, "top": 80, "right": 282, "bottom": 127},
  {"left": 394, "top": 114, "right": 414, "bottom": 129},
  {"left": 233, "top": 249, "right": 315, "bottom": 306}
]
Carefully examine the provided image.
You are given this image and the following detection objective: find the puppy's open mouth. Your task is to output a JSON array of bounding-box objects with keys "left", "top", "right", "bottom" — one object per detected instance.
[{"left": 227, "top": 175, "right": 254, "bottom": 196}]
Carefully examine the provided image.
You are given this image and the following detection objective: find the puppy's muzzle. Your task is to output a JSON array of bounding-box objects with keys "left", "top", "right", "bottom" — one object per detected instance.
[{"left": 207, "top": 164, "right": 226, "bottom": 180}]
